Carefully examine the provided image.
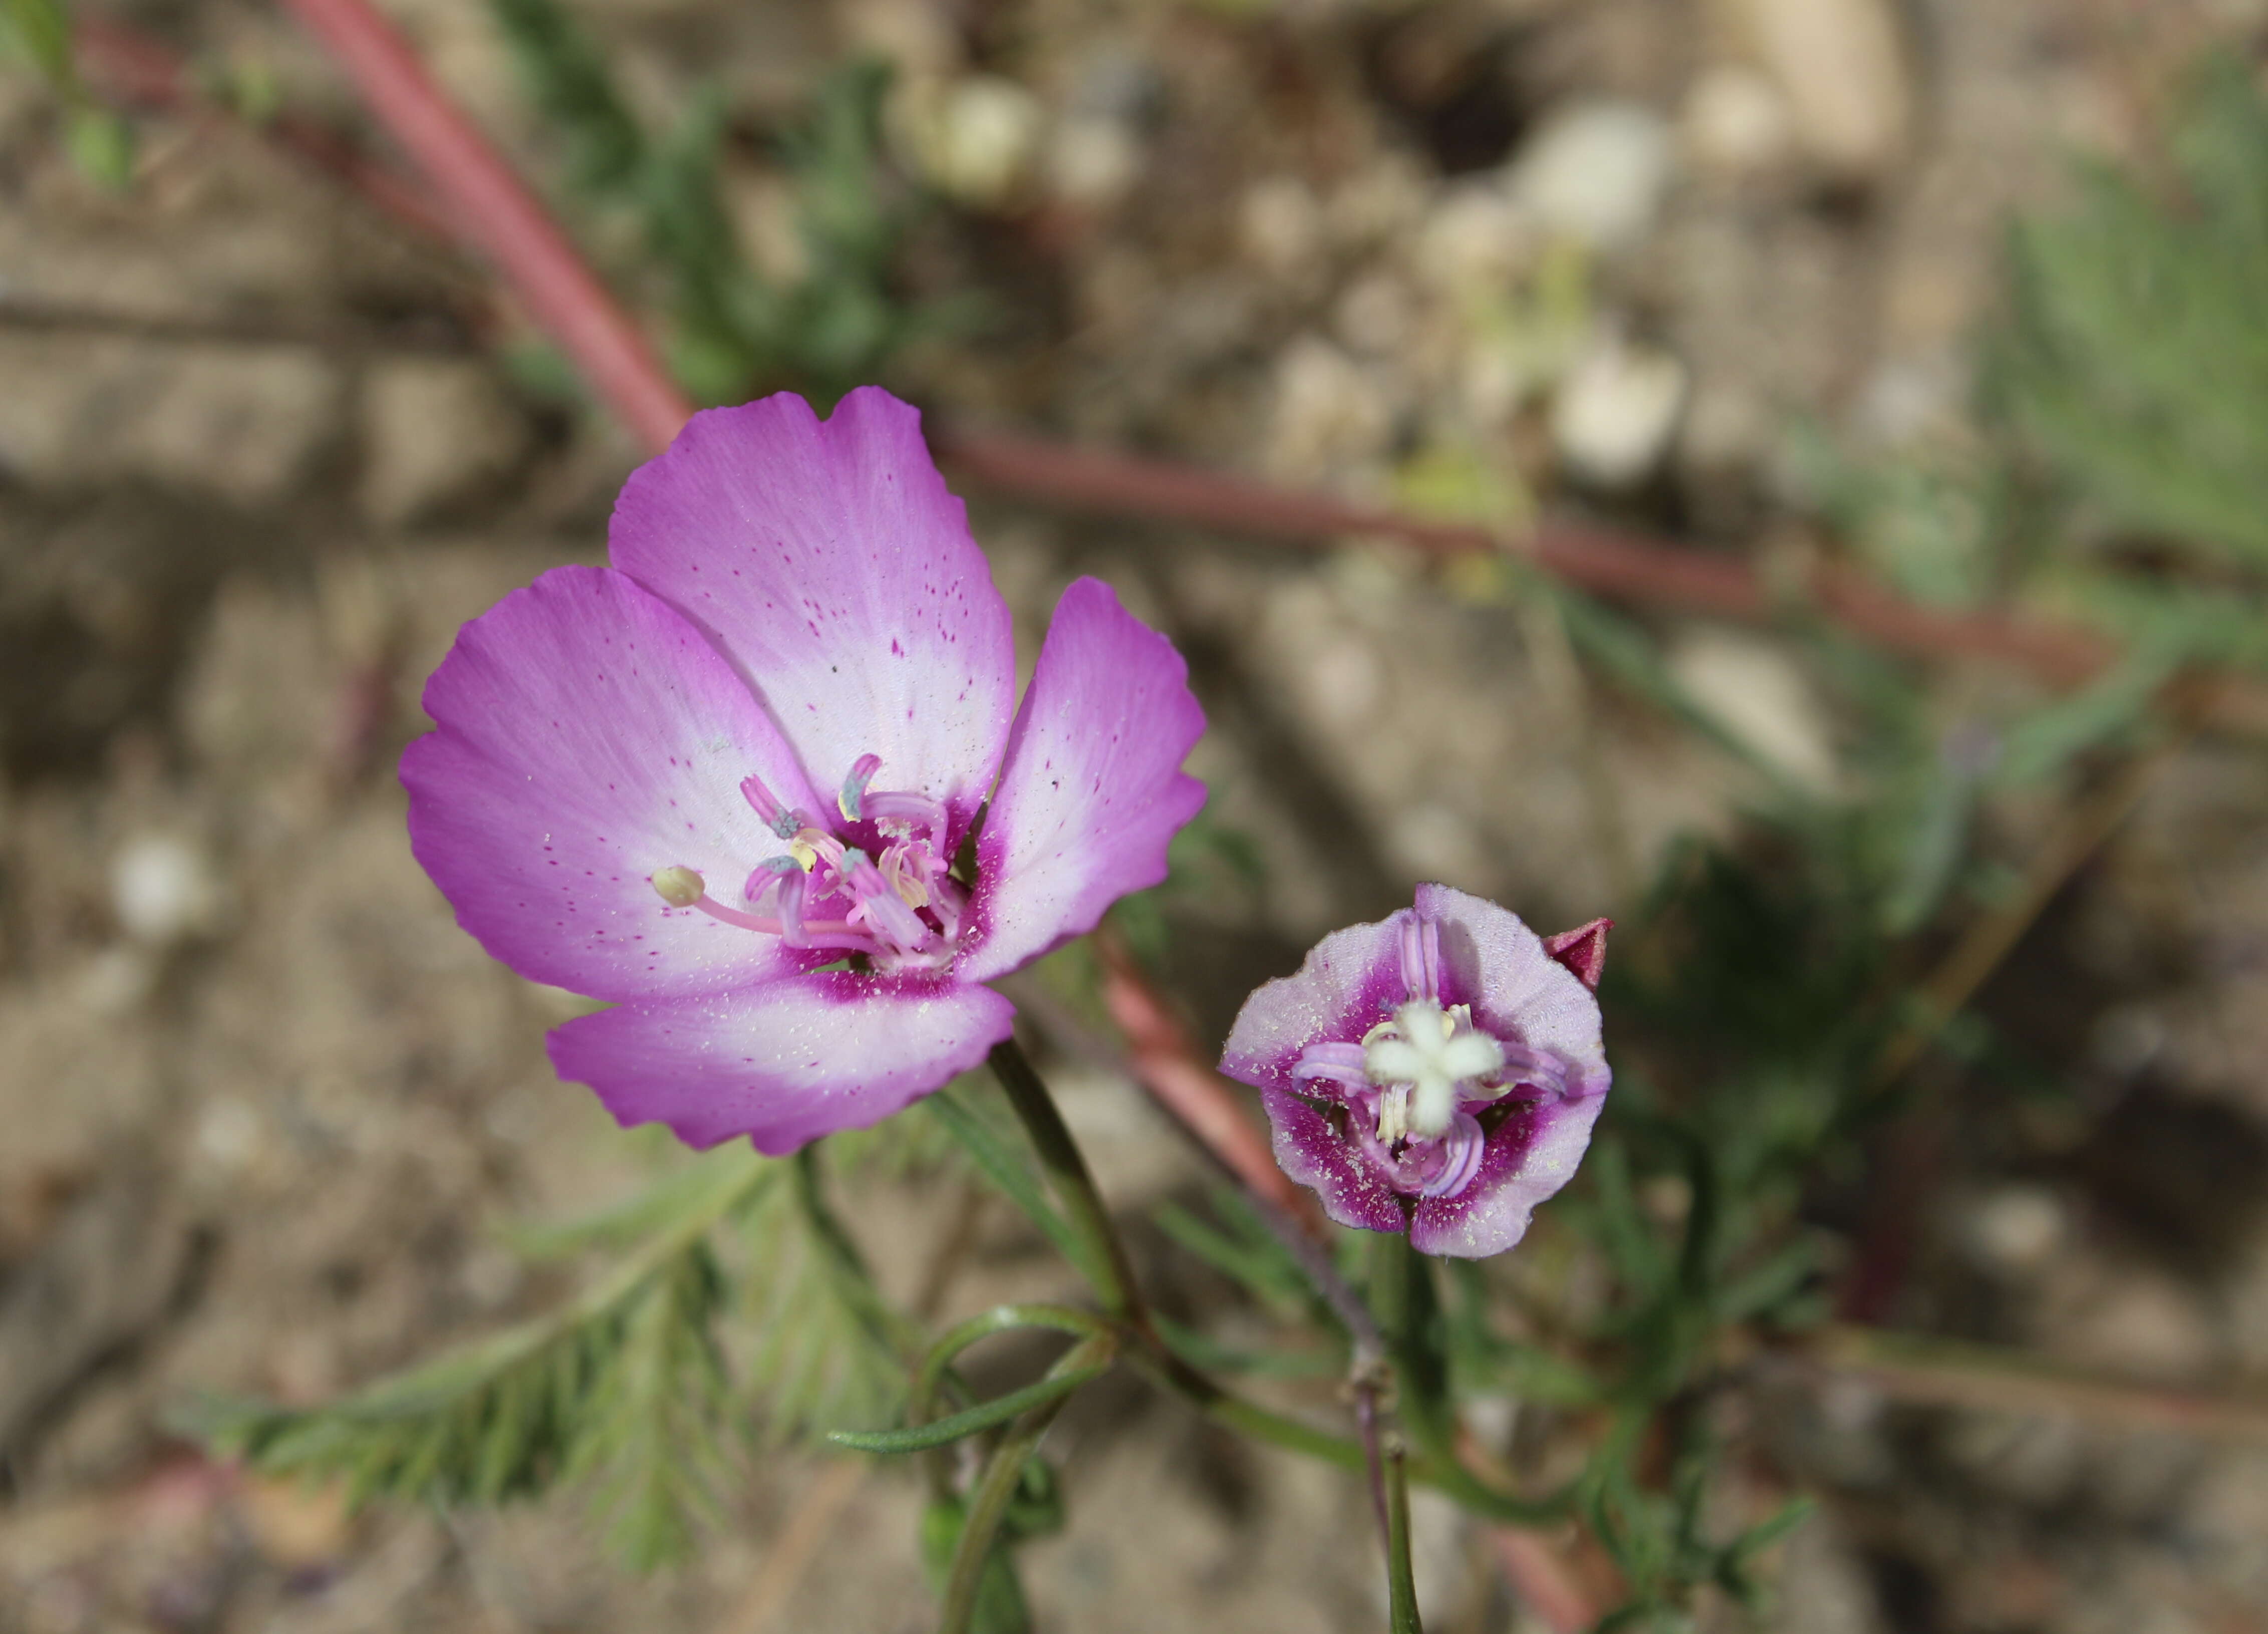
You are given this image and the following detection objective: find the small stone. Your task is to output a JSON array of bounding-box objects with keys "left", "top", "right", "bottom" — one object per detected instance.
[
  {"left": 237, "top": 1476, "right": 352, "bottom": 1570},
  {"left": 1051, "top": 117, "right": 1143, "bottom": 208},
  {"left": 358, "top": 359, "right": 528, "bottom": 528},
  {"left": 1682, "top": 64, "right": 1796, "bottom": 177},
  {"left": 1733, "top": 0, "right": 1911, "bottom": 185},
  {"left": 1964, "top": 1184, "right": 2068, "bottom": 1276},
  {"left": 904, "top": 75, "right": 1044, "bottom": 208},
  {"left": 1239, "top": 175, "right": 1325, "bottom": 276},
  {"left": 1551, "top": 336, "right": 1689, "bottom": 488},
  {"left": 1411, "top": 182, "right": 1533, "bottom": 296},
  {"left": 1331, "top": 270, "right": 1415, "bottom": 358},
  {"left": 1260, "top": 335, "right": 1396, "bottom": 484},
  {"left": 111, "top": 833, "right": 226, "bottom": 946},
  {"left": 1508, "top": 100, "right": 1673, "bottom": 252}
]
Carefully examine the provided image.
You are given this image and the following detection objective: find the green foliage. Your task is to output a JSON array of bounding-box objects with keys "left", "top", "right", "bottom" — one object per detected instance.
[
  {"left": 486, "top": 0, "right": 945, "bottom": 404},
  {"left": 187, "top": 1122, "right": 949, "bottom": 1569},
  {"left": 189, "top": 1148, "right": 768, "bottom": 1568},
  {"left": 1995, "top": 55, "right": 2268, "bottom": 573},
  {"left": 1582, "top": 1417, "right": 1812, "bottom": 1632},
  {"left": 829, "top": 1357, "right": 1108, "bottom": 1454},
  {"left": 2, "top": 0, "right": 137, "bottom": 189}
]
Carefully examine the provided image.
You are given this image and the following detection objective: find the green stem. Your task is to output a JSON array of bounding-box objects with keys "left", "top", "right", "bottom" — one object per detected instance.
[
  {"left": 910, "top": 1302, "right": 1109, "bottom": 1500},
  {"left": 1384, "top": 1441, "right": 1425, "bottom": 1634},
  {"left": 988, "top": 1037, "right": 1142, "bottom": 1321},
  {"left": 936, "top": 1331, "right": 1111, "bottom": 1634}
]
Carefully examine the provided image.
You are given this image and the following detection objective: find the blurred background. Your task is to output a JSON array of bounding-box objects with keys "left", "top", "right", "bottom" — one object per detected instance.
[{"left": 5, "top": 1, "right": 2268, "bottom": 1630}]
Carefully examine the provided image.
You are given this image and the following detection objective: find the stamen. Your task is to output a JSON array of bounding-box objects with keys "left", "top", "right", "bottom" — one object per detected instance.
[
  {"left": 652, "top": 866, "right": 705, "bottom": 908},
  {"left": 1376, "top": 1082, "right": 1412, "bottom": 1146},
  {"left": 743, "top": 854, "right": 801, "bottom": 901},
  {"left": 879, "top": 844, "right": 931, "bottom": 909},
  {"left": 1293, "top": 1041, "right": 1370, "bottom": 1091},
  {"left": 863, "top": 788, "right": 948, "bottom": 838},
  {"left": 651, "top": 865, "right": 874, "bottom": 952},
  {"left": 1396, "top": 916, "right": 1444, "bottom": 1002},
  {"left": 773, "top": 869, "right": 809, "bottom": 948},
  {"left": 740, "top": 774, "right": 806, "bottom": 840},
  {"left": 1415, "top": 1114, "right": 1486, "bottom": 1199},
  {"left": 838, "top": 753, "right": 884, "bottom": 822},
  {"left": 841, "top": 849, "right": 930, "bottom": 951}
]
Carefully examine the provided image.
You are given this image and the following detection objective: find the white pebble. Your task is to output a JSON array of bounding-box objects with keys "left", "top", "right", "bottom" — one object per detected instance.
[
  {"left": 1551, "top": 337, "right": 1689, "bottom": 489},
  {"left": 111, "top": 833, "right": 225, "bottom": 945},
  {"left": 1509, "top": 100, "right": 1673, "bottom": 252}
]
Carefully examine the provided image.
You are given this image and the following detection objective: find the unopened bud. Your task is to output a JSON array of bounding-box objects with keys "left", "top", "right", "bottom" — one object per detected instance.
[{"left": 652, "top": 866, "right": 705, "bottom": 908}]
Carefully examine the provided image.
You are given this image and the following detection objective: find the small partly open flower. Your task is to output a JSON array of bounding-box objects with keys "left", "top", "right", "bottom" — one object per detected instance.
[
  {"left": 1220, "top": 887, "right": 1611, "bottom": 1258},
  {"left": 403, "top": 388, "right": 1206, "bottom": 1154}
]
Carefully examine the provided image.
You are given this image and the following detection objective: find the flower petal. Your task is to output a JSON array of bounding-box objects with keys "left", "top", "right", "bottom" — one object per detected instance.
[
  {"left": 608, "top": 388, "right": 1015, "bottom": 840},
  {"left": 548, "top": 972, "right": 1016, "bottom": 1154},
  {"left": 1416, "top": 884, "right": 1607, "bottom": 1077},
  {"left": 956, "top": 577, "right": 1207, "bottom": 982},
  {"left": 1259, "top": 1088, "right": 1408, "bottom": 1235},
  {"left": 1410, "top": 1083, "right": 1608, "bottom": 1258},
  {"left": 403, "top": 565, "right": 825, "bottom": 1001},
  {"left": 1219, "top": 910, "right": 1413, "bottom": 1094}
]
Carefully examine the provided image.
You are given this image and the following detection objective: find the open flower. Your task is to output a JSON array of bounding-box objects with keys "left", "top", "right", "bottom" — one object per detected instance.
[
  {"left": 1220, "top": 887, "right": 1610, "bottom": 1258},
  {"left": 403, "top": 389, "right": 1206, "bottom": 1154}
]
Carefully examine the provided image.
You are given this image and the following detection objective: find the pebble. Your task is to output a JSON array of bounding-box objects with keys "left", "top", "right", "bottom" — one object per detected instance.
[
  {"left": 1261, "top": 335, "right": 1395, "bottom": 484},
  {"left": 1411, "top": 182, "right": 1533, "bottom": 294},
  {"left": 1239, "top": 176, "right": 1326, "bottom": 276},
  {"left": 1732, "top": 0, "right": 1911, "bottom": 185},
  {"left": 1550, "top": 335, "right": 1689, "bottom": 488},
  {"left": 110, "top": 833, "right": 225, "bottom": 946},
  {"left": 1508, "top": 100, "right": 1673, "bottom": 252},
  {"left": 1050, "top": 116, "right": 1143, "bottom": 208},
  {"left": 1963, "top": 1184, "right": 2069, "bottom": 1276},
  {"left": 905, "top": 75, "right": 1044, "bottom": 208},
  {"left": 1682, "top": 64, "right": 1797, "bottom": 178}
]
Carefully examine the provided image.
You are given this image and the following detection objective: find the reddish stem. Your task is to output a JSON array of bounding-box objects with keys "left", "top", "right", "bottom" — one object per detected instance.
[
  {"left": 928, "top": 424, "right": 2122, "bottom": 690},
  {"left": 87, "top": 13, "right": 2268, "bottom": 736},
  {"left": 1094, "top": 932, "right": 1328, "bottom": 1234},
  {"left": 271, "top": 0, "right": 693, "bottom": 455}
]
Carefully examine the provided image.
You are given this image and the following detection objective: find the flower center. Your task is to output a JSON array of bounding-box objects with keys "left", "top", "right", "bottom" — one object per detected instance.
[
  {"left": 1286, "top": 913, "right": 1581, "bottom": 1203},
  {"left": 1364, "top": 999, "right": 1505, "bottom": 1142},
  {"left": 644, "top": 754, "right": 966, "bottom": 973}
]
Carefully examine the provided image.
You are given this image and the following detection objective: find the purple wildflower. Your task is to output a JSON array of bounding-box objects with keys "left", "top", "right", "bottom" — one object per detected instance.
[
  {"left": 1220, "top": 887, "right": 1611, "bottom": 1258},
  {"left": 402, "top": 389, "right": 1206, "bottom": 1155}
]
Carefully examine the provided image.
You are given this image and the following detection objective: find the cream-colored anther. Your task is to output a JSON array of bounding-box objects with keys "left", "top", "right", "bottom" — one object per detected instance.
[
  {"left": 651, "top": 866, "right": 706, "bottom": 908},
  {"left": 1365, "top": 999, "right": 1505, "bottom": 1140}
]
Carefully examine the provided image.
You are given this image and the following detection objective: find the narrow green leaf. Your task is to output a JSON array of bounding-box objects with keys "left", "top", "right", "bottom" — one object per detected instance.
[
  {"left": 924, "top": 1088, "right": 1094, "bottom": 1275},
  {"left": 827, "top": 1359, "right": 1109, "bottom": 1454}
]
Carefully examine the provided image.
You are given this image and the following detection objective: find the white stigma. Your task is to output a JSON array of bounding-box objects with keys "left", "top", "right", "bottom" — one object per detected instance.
[
  {"left": 1364, "top": 999, "right": 1504, "bottom": 1141},
  {"left": 652, "top": 866, "right": 705, "bottom": 908}
]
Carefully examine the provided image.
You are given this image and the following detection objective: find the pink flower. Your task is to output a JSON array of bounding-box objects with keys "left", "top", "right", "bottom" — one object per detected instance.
[
  {"left": 403, "top": 389, "right": 1206, "bottom": 1154},
  {"left": 1220, "top": 888, "right": 1611, "bottom": 1258}
]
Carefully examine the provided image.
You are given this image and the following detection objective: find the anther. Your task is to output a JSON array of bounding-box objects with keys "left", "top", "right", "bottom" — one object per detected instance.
[
  {"left": 652, "top": 866, "right": 705, "bottom": 908},
  {"left": 838, "top": 753, "right": 884, "bottom": 822},
  {"left": 740, "top": 773, "right": 805, "bottom": 840}
]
